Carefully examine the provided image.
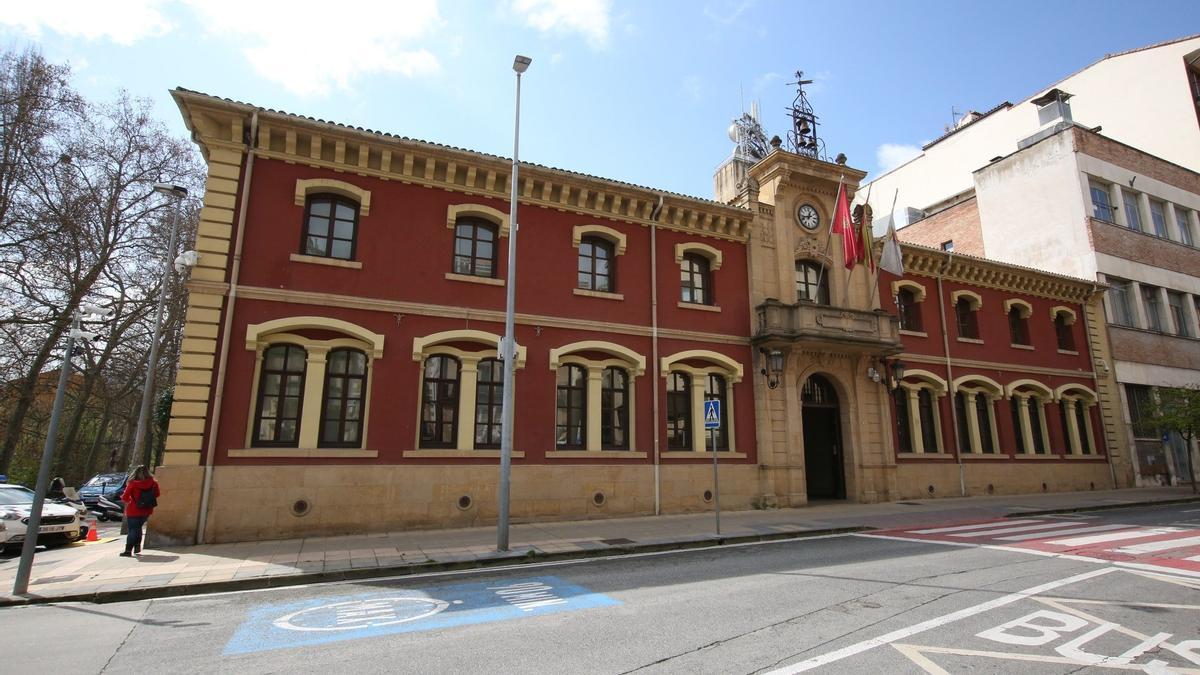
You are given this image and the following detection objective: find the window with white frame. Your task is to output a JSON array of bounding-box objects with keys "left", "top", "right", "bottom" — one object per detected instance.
[
  {"left": 1149, "top": 200, "right": 1169, "bottom": 238},
  {"left": 1089, "top": 182, "right": 1114, "bottom": 222},
  {"left": 1121, "top": 189, "right": 1143, "bottom": 232},
  {"left": 1106, "top": 277, "right": 1136, "bottom": 327},
  {"left": 1167, "top": 291, "right": 1190, "bottom": 337},
  {"left": 1177, "top": 207, "right": 1195, "bottom": 246},
  {"left": 1141, "top": 284, "right": 1164, "bottom": 332}
]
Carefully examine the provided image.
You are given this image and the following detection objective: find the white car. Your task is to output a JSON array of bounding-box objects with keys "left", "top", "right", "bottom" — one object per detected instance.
[{"left": 0, "top": 484, "right": 83, "bottom": 553}]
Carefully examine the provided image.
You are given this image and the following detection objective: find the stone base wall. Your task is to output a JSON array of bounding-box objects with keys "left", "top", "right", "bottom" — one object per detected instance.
[
  {"left": 148, "top": 463, "right": 762, "bottom": 544},
  {"left": 894, "top": 460, "right": 1117, "bottom": 500}
]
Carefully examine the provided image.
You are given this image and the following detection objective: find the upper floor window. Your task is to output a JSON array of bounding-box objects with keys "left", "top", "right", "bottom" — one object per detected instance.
[
  {"left": 795, "top": 261, "right": 829, "bottom": 304},
  {"left": 1055, "top": 312, "right": 1076, "bottom": 351},
  {"left": 303, "top": 195, "right": 359, "bottom": 260},
  {"left": 940, "top": 240, "right": 955, "bottom": 252},
  {"left": 1106, "top": 277, "right": 1135, "bottom": 327},
  {"left": 555, "top": 364, "right": 587, "bottom": 449},
  {"left": 1121, "top": 190, "right": 1143, "bottom": 232},
  {"left": 704, "top": 374, "right": 729, "bottom": 451},
  {"left": 1008, "top": 305, "right": 1031, "bottom": 346},
  {"left": 475, "top": 359, "right": 504, "bottom": 449},
  {"left": 578, "top": 236, "right": 615, "bottom": 292},
  {"left": 601, "top": 367, "right": 630, "bottom": 450},
  {"left": 453, "top": 218, "right": 497, "bottom": 278},
  {"left": 320, "top": 349, "right": 368, "bottom": 447},
  {"left": 253, "top": 344, "right": 307, "bottom": 447},
  {"left": 1089, "top": 182, "right": 1114, "bottom": 222},
  {"left": 1167, "top": 291, "right": 1190, "bottom": 337},
  {"left": 1149, "top": 200, "right": 1169, "bottom": 238},
  {"left": 897, "top": 288, "right": 923, "bottom": 332},
  {"left": 1126, "top": 384, "right": 1156, "bottom": 439},
  {"left": 1141, "top": 284, "right": 1164, "bottom": 332},
  {"left": 1177, "top": 207, "right": 1195, "bottom": 247},
  {"left": 419, "top": 355, "right": 460, "bottom": 448},
  {"left": 955, "top": 297, "right": 979, "bottom": 339},
  {"left": 666, "top": 372, "right": 691, "bottom": 449},
  {"left": 681, "top": 253, "right": 712, "bottom": 305}
]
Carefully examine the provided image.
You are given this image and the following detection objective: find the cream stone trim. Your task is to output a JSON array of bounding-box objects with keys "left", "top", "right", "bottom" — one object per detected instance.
[
  {"left": 1004, "top": 298, "right": 1033, "bottom": 318},
  {"left": 900, "top": 369, "right": 948, "bottom": 395},
  {"left": 951, "top": 374, "right": 1003, "bottom": 396},
  {"left": 402, "top": 449, "right": 525, "bottom": 458},
  {"left": 678, "top": 301, "right": 721, "bottom": 313},
  {"left": 411, "top": 329, "right": 526, "bottom": 368},
  {"left": 294, "top": 178, "right": 371, "bottom": 215},
  {"left": 573, "top": 288, "right": 623, "bottom": 301},
  {"left": 289, "top": 253, "right": 363, "bottom": 270},
  {"left": 553, "top": 354, "right": 640, "bottom": 452},
  {"left": 663, "top": 360, "right": 739, "bottom": 454},
  {"left": 1053, "top": 383, "right": 1098, "bottom": 402},
  {"left": 662, "top": 451, "right": 747, "bottom": 459},
  {"left": 445, "top": 272, "right": 504, "bottom": 286},
  {"left": 951, "top": 290, "right": 983, "bottom": 310},
  {"left": 228, "top": 448, "right": 378, "bottom": 458},
  {"left": 954, "top": 385, "right": 1002, "bottom": 455},
  {"left": 891, "top": 279, "right": 928, "bottom": 303},
  {"left": 897, "top": 382, "right": 945, "bottom": 454},
  {"left": 572, "top": 224, "right": 627, "bottom": 255},
  {"left": 898, "top": 353, "right": 1096, "bottom": 380},
  {"left": 446, "top": 203, "right": 510, "bottom": 238},
  {"left": 660, "top": 350, "right": 743, "bottom": 382},
  {"left": 674, "top": 242, "right": 723, "bottom": 270},
  {"left": 549, "top": 341, "right": 646, "bottom": 376},
  {"left": 1051, "top": 305, "right": 1078, "bottom": 325},
  {"left": 545, "top": 450, "right": 648, "bottom": 459},
  {"left": 246, "top": 316, "right": 385, "bottom": 358},
  {"left": 1003, "top": 379, "right": 1054, "bottom": 398}
]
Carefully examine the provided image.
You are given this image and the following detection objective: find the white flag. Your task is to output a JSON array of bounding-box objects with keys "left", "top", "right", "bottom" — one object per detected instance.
[{"left": 879, "top": 221, "right": 904, "bottom": 276}]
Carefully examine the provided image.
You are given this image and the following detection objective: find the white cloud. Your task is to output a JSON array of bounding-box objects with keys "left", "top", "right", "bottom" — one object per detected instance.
[
  {"left": 510, "top": 0, "right": 611, "bottom": 48},
  {"left": 182, "top": 0, "right": 442, "bottom": 97},
  {"left": 0, "top": 0, "right": 172, "bottom": 46},
  {"left": 703, "top": 0, "right": 754, "bottom": 24},
  {"left": 876, "top": 143, "right": 922, "bottom": 172},
  {"left": 752, "top": 71, "right": 781, "bottom": 94}
]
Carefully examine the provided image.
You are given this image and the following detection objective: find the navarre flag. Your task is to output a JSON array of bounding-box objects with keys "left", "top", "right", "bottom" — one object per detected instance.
[{"left": 831, "top": 182, "right": 862, "bottom": 270}]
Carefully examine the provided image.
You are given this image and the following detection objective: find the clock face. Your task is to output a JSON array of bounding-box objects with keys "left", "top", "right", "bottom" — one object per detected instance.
[{"left": 797, "top": 204, "right": 820, "bottom": 231}]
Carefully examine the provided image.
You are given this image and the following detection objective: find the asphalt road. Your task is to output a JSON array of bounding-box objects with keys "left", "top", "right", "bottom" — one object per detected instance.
[{"left": 5, "top": 503, "right": 1200, "bottom": 674}]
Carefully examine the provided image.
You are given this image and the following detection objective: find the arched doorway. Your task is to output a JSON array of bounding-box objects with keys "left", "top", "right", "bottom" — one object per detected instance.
[{"left": 802, "top": 374, "right": 845, "bottom": 500}]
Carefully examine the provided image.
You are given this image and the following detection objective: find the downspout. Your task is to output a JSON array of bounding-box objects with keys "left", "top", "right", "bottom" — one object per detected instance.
[
  {"left": 936, "top": 250, "right": 967, "bottom": 497},
  {"left": 196, "top": 110, "right": 258, "bottom": 544},
  {"left": 650, "top": 194, "right": 664, "bottom": 515},
  {"left": 1084, "top": 282, "right": 1119, "bottom": 489}
]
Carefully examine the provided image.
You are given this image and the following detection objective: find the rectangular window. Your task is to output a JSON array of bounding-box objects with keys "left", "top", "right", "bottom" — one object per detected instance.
[
  {"left": 975, "top": 395, "right": 995, "bottom": 454},
  {"left": 1009, "top": 311, "right": 1030, "bottom": 346},
  {"left": 666, "top": 373, "right": 691, "bottom": 450},
  {"left": 1126, "top": 384, "right": 1156, "bottom": 439},
  {"left": 1010, "top": 398, "right": 1026, "bottom": 454},
  {"left": 954, "top": 392, "right": 970, "bottom": 453},
  {"left": 1149, "top": 200, "right": 1168, "bottom": 238},
  {"left": 1074, "top": 404, "right": 1094, "bottom": 455},
  {"left": 894, "top": 388, "right": 912, "bottom": 454},
  {"left": 1167, "top": 291, "right": 1190, "bottom": 337},
  {"left": 1028, "top": 398, "right": 1047, "bottom": 454},
  {"left": 940, "top": 240, "right": 954, "bottom": 252},
  {"left": 955, "top": 299, "right": 979, "bottom": 339},
  {"left": 918, "top": 389, "right": 939, "bottom": 453},
  {"left": 1089, "top": 183, "right": 1114, "bottom": 222},
  {"left": 1106, "top": 278, "right": 1135, "bottom": 327},
  {"left": 1141, "top": 284, "right": 1164, "bottom": 332},
  {"left": 1178, "top": 208, "right": 1195, "bottom": 246},
  {"left": 1122, "top": 190, "right": 1142, "bottom": 232}
]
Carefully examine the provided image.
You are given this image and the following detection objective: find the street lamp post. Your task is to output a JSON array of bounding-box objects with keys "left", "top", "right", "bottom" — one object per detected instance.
[
  {"left": 13, "top": 305, "right": 112, "bottom": 595},
  {"left": 129, "top": 183, "right": 188, "bottom": 469},
  {"left": 497, "top": 54, "right": 531, "bottom": 552}
]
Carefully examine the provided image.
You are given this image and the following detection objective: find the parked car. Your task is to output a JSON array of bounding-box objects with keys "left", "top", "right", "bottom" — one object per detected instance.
[
  {"left": 0, "top": 484, "right": 83, "bottom": 553},
  {"left": 78, "top": 472, "right": 128, "bottom": 509}
]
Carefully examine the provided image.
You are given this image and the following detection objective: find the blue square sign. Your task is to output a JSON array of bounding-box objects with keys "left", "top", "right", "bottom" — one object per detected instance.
[{"left": 704, "top": 400, "right": 721, "bottom": 430}]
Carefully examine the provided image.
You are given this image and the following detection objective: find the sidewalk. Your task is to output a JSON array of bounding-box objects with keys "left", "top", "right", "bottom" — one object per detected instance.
[{"left": 2, "top": 486, "right": 1195, "bottom": 606}]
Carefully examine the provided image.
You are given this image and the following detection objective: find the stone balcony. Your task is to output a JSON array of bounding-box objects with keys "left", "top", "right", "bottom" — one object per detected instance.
[{"left": 753, "top": 298, "right": 904, "bottom": 353}]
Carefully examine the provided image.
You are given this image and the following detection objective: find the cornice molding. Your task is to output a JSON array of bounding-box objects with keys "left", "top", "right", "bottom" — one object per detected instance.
[{"left": 899, "top": 244, "right": 1097, "bottom": 303}]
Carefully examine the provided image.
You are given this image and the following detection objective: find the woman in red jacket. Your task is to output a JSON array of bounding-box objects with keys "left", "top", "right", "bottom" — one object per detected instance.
[{"left": 120, "top": 465, "right": 161, "bottom": 557}]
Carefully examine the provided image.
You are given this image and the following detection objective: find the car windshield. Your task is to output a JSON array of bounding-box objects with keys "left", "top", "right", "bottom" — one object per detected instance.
[
  {"left": 0, "top": 487, "right": 34, "bottom": 506},
  {"left": 84, "top": 473, "right": 126, "bottom": 487}
]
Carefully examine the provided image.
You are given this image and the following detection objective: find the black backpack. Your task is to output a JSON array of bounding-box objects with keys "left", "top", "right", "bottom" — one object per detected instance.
[{"left": 136, "top": 487, "right": 157, "bottom": 509}]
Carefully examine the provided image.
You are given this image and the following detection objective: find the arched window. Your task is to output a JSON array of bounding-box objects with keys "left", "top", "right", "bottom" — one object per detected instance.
[
  {"left": 303, "top": 195, "right": 359, "bottom": 260},
  {"left": 955, "top": 297, "right": 979, "bottom": 339},
  {"left": 419, "top": 355, "right": 460, "bottom": 448},
  {"left": 955, "top": 387, "right": 998, "bottom": 454},
  {"left": 601, "top": 367, "right": 629, "bottom": 449},
  {"left": 705, "top": 374, "right": 729, "bottom": 451},
  {"left": 253, "top": 344, "right": 307, "bottom": 446},
  {"left": 1055, "top": 313, "right": 1076, "bottom": 351},
  {"left": 578, "top": 237, "right": 615, "bottom": 292},
  {"left": 555, "top": 364, "right": 587, "bottom": 449},
  {"left": 893, "top": 388, "right": 912, "bottom": 454},
  {"left": 897, "top": 288, "right": 922, "bottom": 331},
  {"left": 320, "top": 348, "right": 368, "bottom": 447},
  {"left": 1060, "top": 398, "right": 1096, "bottom": 455},
  {"left": 795, "top": 261, "right": 829, "bottom": 304},
  {"left": 453, "top": 218, "right": 497, "bottom": 278},
  {"left": 680, "top": 254, "right": 711, "bottom": 305},
  {"left": 666, "top": 372, "right": 692, "bottom": 449},
  {"left": 475, "top": 358, "right": 504, "bottom": 449}
]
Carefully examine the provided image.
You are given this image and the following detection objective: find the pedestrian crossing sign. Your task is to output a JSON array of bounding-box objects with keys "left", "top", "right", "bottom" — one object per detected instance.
[{"left": 704, "top": 400, "right": 721, "bottom": 429}]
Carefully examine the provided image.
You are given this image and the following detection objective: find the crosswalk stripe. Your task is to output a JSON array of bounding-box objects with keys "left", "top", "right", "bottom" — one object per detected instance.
[
  {"left": 1047, "top": 527, "right": 1183, "bottom": 547},
  {"left": 910, "top": 519, "right": 1041, "bottom": 535},
  {"left": 1112, "top": 534, "right": 1200, "bottom": 555},
  {"left": 949, "top": 522, "right": 1082, "bottom": 538},
  {"left": 1187, "top": 555, "right": 1200, "bottom": 562},
  {"left": 994, "top": 524, "right": 1133, "bottom": 542}
]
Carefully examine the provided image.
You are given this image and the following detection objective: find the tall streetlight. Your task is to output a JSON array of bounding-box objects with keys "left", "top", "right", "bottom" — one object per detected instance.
[
  {"left": 129, "top": 183, "right": 188, "bottom": 469},
  {"left": 497, "top": 54, "right": 531, "bottom": 552},
  {"left": 13, "top": 305, "right": 113, "bottom": 595}
]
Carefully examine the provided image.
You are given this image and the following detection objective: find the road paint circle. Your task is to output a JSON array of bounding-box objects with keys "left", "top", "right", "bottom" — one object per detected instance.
[{"left": 273, "top": 596, "right": 449, "bottom": 632}]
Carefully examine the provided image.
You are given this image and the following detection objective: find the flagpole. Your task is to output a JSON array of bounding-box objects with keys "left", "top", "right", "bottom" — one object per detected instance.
[
  {"left": 867, "top": 188, "right": 900, "bottom": 311},
  {"left": 814, "top": 175, "right": 843, "bottom": 303}
]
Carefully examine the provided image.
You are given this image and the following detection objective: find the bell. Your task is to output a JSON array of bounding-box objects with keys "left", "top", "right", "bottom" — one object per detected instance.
[{"left": 798, "top": 118, "right": 811, "bottom": 134}]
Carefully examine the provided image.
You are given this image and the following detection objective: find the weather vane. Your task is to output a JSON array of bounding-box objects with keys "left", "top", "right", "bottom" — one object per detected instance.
[{"left": 787, "top": 70, "right": 825, "bottom": 160}]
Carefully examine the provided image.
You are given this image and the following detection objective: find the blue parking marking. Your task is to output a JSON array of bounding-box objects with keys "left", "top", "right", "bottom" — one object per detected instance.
[{"left": 224, "top": 575, "right": 619, "bottom": 655}]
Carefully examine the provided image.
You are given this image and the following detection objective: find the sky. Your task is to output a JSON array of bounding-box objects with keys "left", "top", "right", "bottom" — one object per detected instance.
[{"left": 3, "top": 0, "right": 1198, "bottom": 200}]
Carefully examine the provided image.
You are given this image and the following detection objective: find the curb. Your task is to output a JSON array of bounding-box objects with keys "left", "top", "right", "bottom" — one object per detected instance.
[
  {"left": 0, "top": 525, "right": 868, "bottom": 608},
  {"left": 1004, "top": 496, "right": 1200, "bottom": 518}
]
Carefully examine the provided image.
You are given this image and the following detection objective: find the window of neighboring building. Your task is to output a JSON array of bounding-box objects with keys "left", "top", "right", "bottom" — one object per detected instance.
[
  {"left": 897, "top": 288, "right": 923, "bottom": 332},
  {"left": 419, "top": 355, "right": 460, "bottom": 448},
  {"left": 1177, "top": 207, "right": 1195, "bottom": 246},
  {"left": 475, "top": 358, "right": 504, "bottom": 449},
  {"left": 955, "top": 297, "right": 980, "bottom": 339},
  {"left": 893, "top": 388, "right": 912, "bottom": 454},
  {"left": 1121, "top": 190, "right": 1143, "bottom": 232},
  {"left": 1008, "top": 306, "right": 1031, "bottom": 346},
  {"left": 680, "top": 253, "right": 712, "bottom": 305},
  {"left": 1055, "top": 312, "right": 1076, "bottom": 351},
  {"left": 1089, "top": 182, "right": 1114, "bottom": 222},
  {"left": 704, "top": 374, "right": 729, "bottom": 451},
  {"left": 1149, "top": 200, "right": 1169, "bottom": 238},
  {"left": 1106, "top": 278, "right": 1136, "bottom": 327},
  {"left": 940, "top": 240, "right": 954, "bottom": 252},
  {"left": 253, "top": 344, "right": 307, "bottom": 446},
  {"left": 1126, "top": 384, "right": 1156, "bottom": 439},
  {"left": 795, "top": 261, "right": 829, "bottom": 304},
  {"left": 1141, "top": 284, "right": 1164, "bottom": 332},
  {"left": 453, "top": 218, "right": 497, "bottom": 278},
  {"left": 601, "top": 367, "right": 629, "bottom": 450},
  {"left": 1167, "top": 291, "right": 1190, "bottom": 337},
  {"left": 666, "top": 372, "right": 691, "bottom": 449},
  {"left": 303, "top": 195, "right": 359, "bottom": 260},
  {"left": 555, "top": 364, "right": 587, "bottom": 449},
  {"left": 319, "top": 348, "right": 368, "bottom": 447},
  {"left": 578, "top": 236, "right": 615, "bottom": 292}
]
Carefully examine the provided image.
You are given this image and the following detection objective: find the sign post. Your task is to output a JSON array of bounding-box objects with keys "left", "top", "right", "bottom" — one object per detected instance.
[{"left": 704, "top": 399, "right": 722, "bottom": 536}]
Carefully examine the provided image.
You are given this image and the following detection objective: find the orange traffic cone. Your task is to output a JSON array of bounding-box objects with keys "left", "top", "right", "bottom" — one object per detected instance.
[{"left": 86, "top": 519, "right": 99, "bottom": 542}]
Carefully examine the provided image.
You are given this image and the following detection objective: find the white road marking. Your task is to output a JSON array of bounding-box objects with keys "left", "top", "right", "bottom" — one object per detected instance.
[
  {"left": 856, "top": 534, "right": 979, "bottom": 548},
  {"left": 1116, "top": 561, "right": 1200, "bottom": 580},
  {"left": 1046, "top": 527, "right": 1183, "bottom": 547},
  {"left": 761, "top": 568, "right": 1115, "bottom": 674},
  {"left": 910, "top": 519, "right": 1041, "bottom": 534},
  {"left": 994, "top": 524, "right": 1132, "bottom": 542},
  {"left": 1112, "top": 535, "right": 1200, "bottom": 555},
  {"left": 950, "top": 522, "right": 1086, "bottom": 538},
  {"left": 1188, "top": 555, "right": 1200, "bottom": 562}
]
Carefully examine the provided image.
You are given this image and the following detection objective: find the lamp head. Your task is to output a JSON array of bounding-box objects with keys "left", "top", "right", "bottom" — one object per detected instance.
[
  {"left": 513, "top": 55, "right": 532, "bottom": 74},
  {"left": 153, "top": 183, "right": 188, "bottom": 199}
]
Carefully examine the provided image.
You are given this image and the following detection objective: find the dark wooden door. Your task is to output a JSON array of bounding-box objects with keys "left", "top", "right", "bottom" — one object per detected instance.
[{"left": 803, "top": 406, "right": 845, "bottom": 499}]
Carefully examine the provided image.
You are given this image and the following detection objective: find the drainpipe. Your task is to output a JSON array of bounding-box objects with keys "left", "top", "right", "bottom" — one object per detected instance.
[
  {"left": 935, "top": 250, "right": 967, "bottom": 497},
  {"left": 1085, "top": 282, "right": 1119, "bottom": 489},
  {"left": 196, "top": 110, "right": 259, "bottom": 544},
  {"left": 650, "top": 194, "right": 664, "bottom": 515}
]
